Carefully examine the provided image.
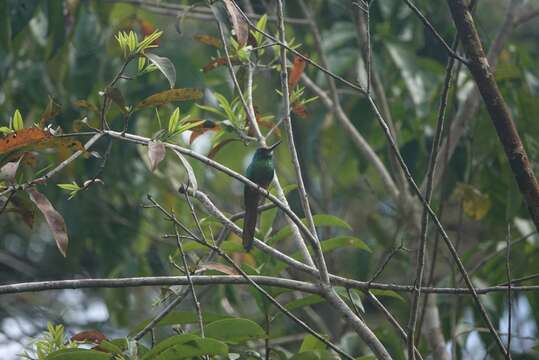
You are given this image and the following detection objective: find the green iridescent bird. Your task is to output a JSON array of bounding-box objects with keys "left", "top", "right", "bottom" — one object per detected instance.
[{"left": 242, "top": 142, "right": 280, "bottom": 251}]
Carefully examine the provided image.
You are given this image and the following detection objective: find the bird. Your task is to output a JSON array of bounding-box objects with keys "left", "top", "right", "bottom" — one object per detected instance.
[{"left": 242, "top": 141, "right": 280, "bottom": 251}]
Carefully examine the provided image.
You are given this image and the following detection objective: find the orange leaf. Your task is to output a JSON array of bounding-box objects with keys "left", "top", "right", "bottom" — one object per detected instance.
[
  {"left": 135, "top": 88, "right": 203, "bottom": 109},
  {"left": 193, "top": 34, "right": 222, "bottom": 48},
  {"left": 71, "top": 330, "right": 107, "bottom": 344},
  {"left": 0, "top": 128, "right": 51, "bottom": 155},
  {"left": 288, "top": 56, "right": 306, "bottom": 89},
  {"left": 189, "top": 120, "right": 219, "bottom": 144},
  {"left": 139, "top": 19, "right": 158, "bottom": 43},
  {"left": 202, "top": 57, "right": 240, "bottom": 73},
  {"left": 292, "top": 102, "right": 308, "bottom": 119},
  {"left": 39, "top": 97, "right": 61, "bottom": 128}
]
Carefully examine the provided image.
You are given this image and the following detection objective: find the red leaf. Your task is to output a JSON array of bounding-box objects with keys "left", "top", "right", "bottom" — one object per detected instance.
[
  {"left": 0, "top": 128, "right": 51, "bottom": 155},
  {"left": 202, "top": 57, "right": 240, "bottom": 73},
  {"left": 288, "top": 56, "right": 306, "bottom": 89},
  {"left": 189, "top": 120, "right": 219, "bottom": 144},
  {"left": 71, "top": 330, "right": 107, "bottom": 344},
  {"left": 26, "top": 188, "right": 69, "bottom": 257},
  {"left": 292, "top": 102, "right": 308, "bottom": 119}
]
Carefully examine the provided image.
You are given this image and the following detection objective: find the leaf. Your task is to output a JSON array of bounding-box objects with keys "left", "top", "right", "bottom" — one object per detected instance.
[
  {"left": 311, "top": 214, "right": 352, "bottom": 230},
  {"left": 290, "top": 350, "right": 340, "bottom": 360},
  {"left": 141, "top": 335, "right": 228, "bottom": 360},
  {"left": 39, "top": 96, "right": 62, "bottom": 128},
  {"left": 74, "top": 100, "right": 99, "bottom": 113},
  {"left": 135, "top": 88, "right": 203, "bottom": 109},
  {"left": 269, "top": 214, "right": 352, "bottom": 245},
  {"left": 145, "top": 52, "right": 176, "bottom": 88},
  {"left": 202, "top": 56, "right": 240, "bottom": 73},
  {"left": 12, "top": 109, "right": 23, "bottom": 131},
  {"left": 189, "top": 120, "right": 219, "bottom": 144},
  {"left": 0, "top": 157, "right": 22, "bottom": 183},
  {"left": 203, "top": 262, "right": 238, "bottom": 275},
  {"left": 222, "top": 0, "right": 248, "bottom": 47},
  {"left": 148, "top": 141, "right": 166, "bottom": 172},
  {"left": 299, "top": 335, "right": 326, "bottom": 352},
  {"left": 453, "top": 183, "right": 491, "bottom": 220},
  {"left": 108, "top": 87, "right": 127, "bottom": 113},
  {"left": 168, "top": 107, "right": 180, "bottom": 133},
  {"left": 193, "top": 34, "right": 222, "bottom": 48},
  {"left": 71, "top": 330, "right": 107, "bottom": 344},
  {"left": 289, "top": 56, "right": 306, "bottom": 89},
  {"left": 285, "top": 294, "right": 325, "bottom": 311},
  {"left": 292, "top": 102, "right": 308, "bottom": 119},
  {"left": 320, "top": 236, "right": 371, "bottom": 253},
  {"left": 369, "top": 289, "right": 405, "bottom": 302},
  {"left": 26, "top": 188, "right": 69, "bottom": 257},
  {"left": 130, "top": 312, "right": 228, "bottom": 336},
  {"left": 0, "top": 126, "right": 13, "bottom": 135},
  {"left": 172, "top": 149, "right": 198, "bottom": 192},
  {"left": 204, "top": 318, "right": 265, "bottom": 344},
  {"left": 0, "top": 128, "right": 50, "bottom": 155},
  {"left": 46, "top": 348, "right": 112, "bottom": 359}
]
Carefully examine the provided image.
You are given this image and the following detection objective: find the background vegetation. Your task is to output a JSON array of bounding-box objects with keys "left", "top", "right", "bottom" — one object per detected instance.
[{"left": 0, "top": 0, "right": 539, "bottom": 359}]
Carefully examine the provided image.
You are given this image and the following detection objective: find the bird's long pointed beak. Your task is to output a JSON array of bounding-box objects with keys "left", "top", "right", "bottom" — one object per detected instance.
[{"left": 268, "top": 141, "right": 281, "bottom": 152}]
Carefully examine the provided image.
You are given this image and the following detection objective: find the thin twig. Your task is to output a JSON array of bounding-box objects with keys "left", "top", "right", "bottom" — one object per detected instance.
[
  {"left": 149, "top": 195, "right": 355, "bottom": 360},
  {"left": 407, "top": 36, "right": 457, "bottom": 360},
  {"left": 275, "top": 0, "right": 328, "bottom": 284},
  {"left": 506, "top": 224, "right": 512, "bottom": 355},
  {"left": 173, "top": 212, "right": 205, "bottom": 338},
  {"left": 403, "top": 0, "right": 469, "bottom": 65},
  {"left": 0, "top": 133, "right": 104, "bottom": 198}
]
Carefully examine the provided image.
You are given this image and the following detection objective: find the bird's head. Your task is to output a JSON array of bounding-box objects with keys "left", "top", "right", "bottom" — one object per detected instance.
[{"left": 254, "top": 141, "right": 280, "bottom": 159}]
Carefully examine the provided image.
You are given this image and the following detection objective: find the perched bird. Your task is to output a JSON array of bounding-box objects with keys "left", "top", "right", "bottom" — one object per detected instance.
[{"left": 242, "top": 142, "right": 280, "bottom": 251}]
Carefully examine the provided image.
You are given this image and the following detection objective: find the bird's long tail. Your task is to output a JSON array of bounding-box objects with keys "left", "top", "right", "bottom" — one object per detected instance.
[{"left": 242, "top": 187, "right": 260, "bottom": 251}]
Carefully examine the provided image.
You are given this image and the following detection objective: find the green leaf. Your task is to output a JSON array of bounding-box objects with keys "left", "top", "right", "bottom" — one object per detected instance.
[
  {"left": 311, "top": 214, "right": 352, "bottom": 230},
  {"left": 369, "top": 289, "right": 405, "bottom": 302},
  {"left": 141, "top": 334, "right": 228, "bottom": 360},
  {"left": 285, "top": 294, "right": 325, "bottom": 311},
  {"left": 12, "top": 109, "right": 23, "bottom": 131},
  {"left": 172, "top": 149, "right": 198, "bottom": 192},
  {"left": 168, "top": 107, "right": 180, "bottom": 133},
  {"left": 46, "top": 348, "right": 112, "bottom": 359},
  {"left": 135, "top": 88, "right": 203, "bottom": 109},
  {"left": 145, "top": 52, "right": 176, "bottom": 88},
  {"left": 130, "top": 311, "right": 228, "bottom": 335},
  {"left": 321, "top": 236, "right": 371, "bottom": 253},
  {"left": 0, "top": 126, "right": 13, "bottom": 135},
  {"left": 253, "top": 14, "right": 268, "bottom": 45},
  {"left": 290, "top": 350, "right": 339, "bottom": 360},
  {"left": 204, "top": 318, "right": 265, "bottom": 344},
  {"left": 299, "top": 335, "right": 326, "bottom": 352},
  {"left": 57, "top": 182, "right": 81, "bottom": 192},
  {"left": 268, "top": 214, "right": 352, "bottom": 245}
]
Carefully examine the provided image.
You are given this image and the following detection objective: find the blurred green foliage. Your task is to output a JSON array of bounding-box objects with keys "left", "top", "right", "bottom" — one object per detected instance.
[{"left": 1, "top": 0, "right": 539, "bottom": 358}]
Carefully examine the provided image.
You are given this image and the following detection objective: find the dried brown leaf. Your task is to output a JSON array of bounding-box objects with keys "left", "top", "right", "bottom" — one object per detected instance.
[{"left": 27, "top": 188, "right": 69, "bottom": 257}]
